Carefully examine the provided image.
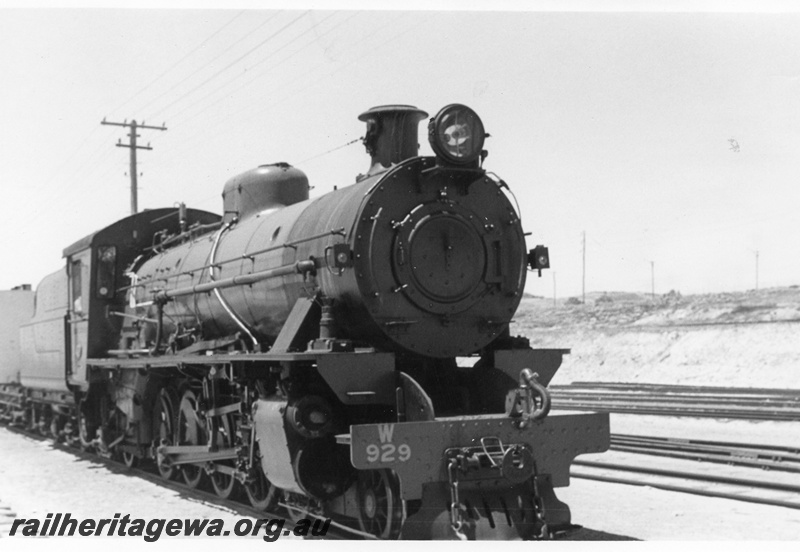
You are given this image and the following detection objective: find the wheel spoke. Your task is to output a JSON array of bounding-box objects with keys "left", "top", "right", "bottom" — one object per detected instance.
[
  {"left": 244, "top": 450, "right": 279, "bottom": 510},
  {"left": 178, "top": 390, "right": 206, "bottom": 489},
  {"left": 155, "top": 390, "right": 176, "bottom": 480},
  {"left": 210, "top": 415, "right": 238, "bottom": 499},
  {"left": 356, "top": 469, "right": 403, "bottom": 539}
]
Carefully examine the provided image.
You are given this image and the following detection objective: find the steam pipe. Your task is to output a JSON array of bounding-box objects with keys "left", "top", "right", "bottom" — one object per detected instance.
[
  {"left": 209, "top": 224, "right": 258, "bottom": 349},
  {"left": 149, "top": 300, "right": 164, "bottom": 355},
  {"left": 155, "top": 259, "right": 317, "bottom": 302}
]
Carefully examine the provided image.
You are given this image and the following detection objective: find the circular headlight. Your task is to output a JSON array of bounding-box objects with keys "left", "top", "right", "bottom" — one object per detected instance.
[{"left": 428, "top": 104, "right": 485, "bottom": 165}]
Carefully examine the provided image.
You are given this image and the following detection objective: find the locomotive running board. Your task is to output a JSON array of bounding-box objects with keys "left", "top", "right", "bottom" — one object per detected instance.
[{"left": 87, "top": 348, "right": 386, "bottom": 368}]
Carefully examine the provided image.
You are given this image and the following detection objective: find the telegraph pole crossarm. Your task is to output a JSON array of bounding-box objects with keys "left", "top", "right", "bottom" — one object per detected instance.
[
  {"left": 101, "top": 118, "right": 167, "bottom": 131},
  {"left": 101, "top": 118, "right": 167, "bottom": 215}
]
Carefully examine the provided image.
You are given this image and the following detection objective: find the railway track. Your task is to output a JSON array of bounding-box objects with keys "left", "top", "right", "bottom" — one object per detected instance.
[
  {"left": 551, "top": 381, "right": 800, "bottom": 420},
  {"left": 609, "top": 434, "right": 800, "bottom": 472},
  {"left": 572, "top": 433, "right": 800, "bottom": 510},
  {"left": 0, "top": 425, "right": 376, "bottom": 540}
]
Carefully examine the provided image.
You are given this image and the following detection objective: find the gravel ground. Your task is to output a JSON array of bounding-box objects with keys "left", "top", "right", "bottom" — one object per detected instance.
[
  {"left": 0, "top": 427, "right": 297, "bottom": 552},
  {"left": 560, "top": 412, "right": 800, "bottom": 540},
  {"left": 559, "top": 475, "right": 800, "bottom": 540}
]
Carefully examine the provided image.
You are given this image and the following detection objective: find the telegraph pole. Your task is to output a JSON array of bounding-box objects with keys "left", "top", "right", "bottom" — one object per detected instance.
[
  {"left": 101, "top": 118, "right": 167, "bottom": 214},
  {"left": 650, "top": 261, "right": 655, "bottom": 300},
  {"left": 582, "top": 231, "right": 586, "bottom": 304},
  {"left": 755, "top": 250, "right": 759, "bottom": 291},
  {"left": 553, "top": 272, "right": 557, "bottom": 307}
]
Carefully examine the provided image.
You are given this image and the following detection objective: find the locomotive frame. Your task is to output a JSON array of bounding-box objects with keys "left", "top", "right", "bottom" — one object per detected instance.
[{"left": 0, "top": 103, "right": 609, "bottom": 540}]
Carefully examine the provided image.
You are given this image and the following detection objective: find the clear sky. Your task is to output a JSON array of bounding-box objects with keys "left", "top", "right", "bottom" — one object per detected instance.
[{"left": 1, "top": 1, "right": 799, "bottom": 300}]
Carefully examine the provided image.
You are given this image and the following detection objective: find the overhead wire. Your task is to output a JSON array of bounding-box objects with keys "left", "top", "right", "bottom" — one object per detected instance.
[
  {"left": 160, "top": 12, "right": 410, "bottom": 164},
  {"left": 6, "top": 126, "right": 121, "bottom": 230},
  {"left": 165, "top": 11, "right": 347, "bottom": 125},
  {"left": 20, "top": 8, "right": 246, "bottom": 199},
  {"left": 109, "top": 10, "right": 247, "bottom": 117},
  {"left": 28, "top": 124, "right": 105, "bottom": 193},
  {"left": 130, "top": 11, "right": 281, "bottom": 118},
  {"left": 296, "top": 137, "right": 363, "bottom": 166},
  {"left": 11, "top": 16, "right": 247, "bottom": 227},
  {"left": 10, "top": 13, "right": 273, "bottom": 234},
  {"left": 153, "top": 11, "right": 364, "bottom": 161},
  {"left": 145, "top": 14, "right": 413, "bottom": 211},
  {"left": 13, "top": 156, "right": 128, "bottom": 233},
  {"left": 159, "top": 11, "right": 410, "bottom": 162},
  {"left": 221, "top": 13, "right": 417, "bottom": 135},
  {"left": 148, "top": 11, "right": 310, "bottom": 121}
]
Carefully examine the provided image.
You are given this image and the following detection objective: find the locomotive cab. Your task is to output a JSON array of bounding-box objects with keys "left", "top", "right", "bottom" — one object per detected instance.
[{"left": 62, "top": 207, "right": 221, "bottom": 389}]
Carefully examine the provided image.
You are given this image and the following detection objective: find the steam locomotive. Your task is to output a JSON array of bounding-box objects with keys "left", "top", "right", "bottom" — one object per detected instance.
[{"left": 0, "top": 103, "right": 609, "bottom": 539}]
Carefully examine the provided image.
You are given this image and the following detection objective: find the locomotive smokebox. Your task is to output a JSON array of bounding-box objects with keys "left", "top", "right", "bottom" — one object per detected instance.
[
  {"left": 359, "top": 105, "right": 428, "bottom": 175},
  {"left": 222, "top": 163, "right": 309, "bottom": 222}
]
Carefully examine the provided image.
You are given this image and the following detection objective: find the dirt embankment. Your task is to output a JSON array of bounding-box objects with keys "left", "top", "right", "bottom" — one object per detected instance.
[{"left": 510, "top": 287, "right": 800, "bottom": 389}]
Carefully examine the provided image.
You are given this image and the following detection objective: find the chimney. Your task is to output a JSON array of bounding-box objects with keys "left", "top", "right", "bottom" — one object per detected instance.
[{"left": 358, "top": 105, "right": 428, "bottom": 176}]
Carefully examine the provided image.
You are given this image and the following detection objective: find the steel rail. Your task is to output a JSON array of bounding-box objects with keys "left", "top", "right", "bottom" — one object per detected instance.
[
  {"left": 574, "top": 459, "right": 800, "bottom": 493},
  {"left": 612, "top": 434, "right": 800, "bottom": 459},
  {"left": 551, "top": 397, "right": 800, "bottom": 411},
  {"left": 551, "top": 390, "right": 800, "bottom": 403},
  {"left": 550, "top": 383, "right": 800, "bottom": 421},
  {"left": 551, "top": 399, "right": 800, "bottom": 421},
  {"left": 564, "top": 381, "right": 800, "bottom": 397},
  {"left": 605, "top": 434, "right": 800, "bottom": 472},
  {"left": 572, "top": 461, "right": 800, "bottom": 511},
  {"left": 612, "top": 433, "right": 800, "bottom": 456},
  {"left": 608, "top": 444, "right": 800, "bottom": 473},
  {"left": 551, "top": 392, "right": 800, "bottom": 403},
  {"left": 552, "top": 396, "right": 800, "bottom": 409}
]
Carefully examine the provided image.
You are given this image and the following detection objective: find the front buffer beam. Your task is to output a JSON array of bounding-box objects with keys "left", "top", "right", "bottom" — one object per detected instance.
[{"left": 350, "top": 411, "right": 609, "bottom": 539}]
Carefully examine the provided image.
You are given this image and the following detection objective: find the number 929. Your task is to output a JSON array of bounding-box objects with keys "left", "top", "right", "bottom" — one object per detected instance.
[{"left": 366, "top": 443, "right": 411, "bottom": 464}]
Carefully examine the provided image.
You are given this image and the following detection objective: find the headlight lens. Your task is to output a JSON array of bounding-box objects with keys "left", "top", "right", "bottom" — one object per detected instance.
[{"left": 428, "top": 104, "right": 485, "bottom": 165}]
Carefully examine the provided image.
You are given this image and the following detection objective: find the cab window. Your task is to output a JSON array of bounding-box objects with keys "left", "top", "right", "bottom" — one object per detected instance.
[
  {"left": 71, "top": 259, "right": 82, "bottom": 312},
  {"left": 96, "top": 245, "right": 117, "bottom": 299}
]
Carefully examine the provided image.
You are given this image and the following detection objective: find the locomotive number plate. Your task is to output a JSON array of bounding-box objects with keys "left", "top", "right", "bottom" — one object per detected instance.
[{"left": 352, "top": 423, "right": 412, "bottom": 466}]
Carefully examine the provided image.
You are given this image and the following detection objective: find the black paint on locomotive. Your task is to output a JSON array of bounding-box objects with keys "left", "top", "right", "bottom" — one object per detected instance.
[{"left": 0, "top": 104, "right": 610, "bottom": 540}]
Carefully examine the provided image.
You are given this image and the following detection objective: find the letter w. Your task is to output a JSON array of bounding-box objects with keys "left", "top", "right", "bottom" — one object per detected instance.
[
  {"left": 184, "top": 519, "right": 209, "bottom": 536},
  {"left": 378, "top": 424, "right": 394, "bottom": 444}
]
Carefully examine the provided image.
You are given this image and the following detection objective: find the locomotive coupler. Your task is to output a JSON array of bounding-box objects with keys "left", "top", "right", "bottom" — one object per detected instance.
[
  {"left": 446, "top": 456, "right": 467, "bottom": 540},
  {"left": 505, "top": 369, "right": 551, "bottom": 429},
  {"left": 445, "top": 438, "right": 535, "bottom": 482},
  {"left": 444, "top": 438, "right": 540, "bottom": 539}
]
